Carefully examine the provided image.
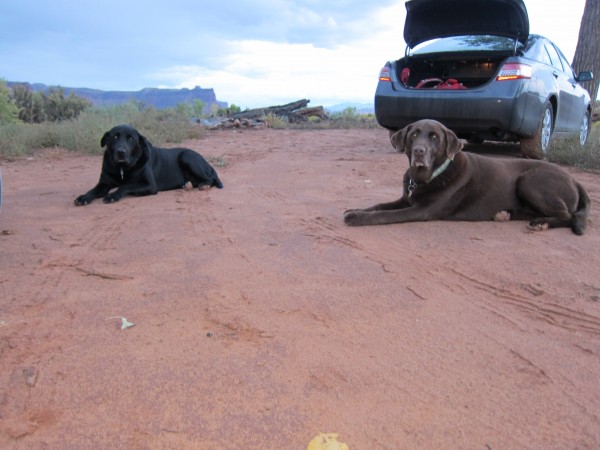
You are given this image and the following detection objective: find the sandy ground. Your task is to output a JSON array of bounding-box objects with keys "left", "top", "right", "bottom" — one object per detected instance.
[{"left": 1, "top": 127, "right": 600, "bottom": 449}]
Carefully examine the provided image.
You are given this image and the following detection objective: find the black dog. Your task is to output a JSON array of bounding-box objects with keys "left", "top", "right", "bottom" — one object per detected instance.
[{"left": 74, "top": 125, "right": 223, "bottom": 205}]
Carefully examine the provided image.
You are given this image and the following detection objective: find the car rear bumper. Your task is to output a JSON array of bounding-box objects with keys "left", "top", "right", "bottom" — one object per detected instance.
[{"left": 374, "top": 80, "right": 540, "bottom": 138}]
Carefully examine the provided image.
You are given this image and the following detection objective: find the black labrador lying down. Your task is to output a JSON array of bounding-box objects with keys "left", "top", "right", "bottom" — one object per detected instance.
[
  {"left": 344, "top": 119, "right": 590, "bottom": 235},
  {"left": 75, "top": 125, "right": 222, "bottom": 205}
]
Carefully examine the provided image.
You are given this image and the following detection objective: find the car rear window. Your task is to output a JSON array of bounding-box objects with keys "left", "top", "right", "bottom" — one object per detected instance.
[{"left": 412, "top": 35, "right": 518, "bottom": 55}]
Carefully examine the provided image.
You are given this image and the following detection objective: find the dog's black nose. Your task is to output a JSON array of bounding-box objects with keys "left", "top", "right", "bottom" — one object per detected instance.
[
  {"left": 413, "top": 146, "right": 426, "bottom": 156},
  {"left": 115, "top": 150, "right": 127, "bottom": 161}
]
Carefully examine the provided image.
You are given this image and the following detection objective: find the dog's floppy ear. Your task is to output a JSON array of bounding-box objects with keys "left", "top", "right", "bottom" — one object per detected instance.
[
  {"left": 138, "top": 133, "right": 152, "bottom": 153},
  {"left": 443, "top": 127, "right": 463, "bottom": 160},
  {"left": 100, "top": 131, "right": 110, "bottom": 148},
  {"left": 390, "top": 125, "right": 412, "bottom": 153}
]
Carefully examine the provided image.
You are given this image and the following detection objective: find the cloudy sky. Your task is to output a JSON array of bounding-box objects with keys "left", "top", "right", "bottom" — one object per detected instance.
[{"left": 0, "top": 0, "right": 587, "bottom": 109}]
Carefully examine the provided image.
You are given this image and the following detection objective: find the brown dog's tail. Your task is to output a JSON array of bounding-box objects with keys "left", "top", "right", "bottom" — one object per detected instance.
[{"left": 571, "top": 182, "right": 590, "bottom": 235}]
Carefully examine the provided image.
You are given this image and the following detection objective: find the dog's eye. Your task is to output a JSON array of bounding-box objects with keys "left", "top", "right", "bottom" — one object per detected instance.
[
  {"left": 127, "top": 135, "right": 134, "bottom": 141},
  {"left": 113, "top": 134, "right": 119, "bottom": 140},
  {"left": 430, "top": 133, "right": 438, "bottom": 140}
]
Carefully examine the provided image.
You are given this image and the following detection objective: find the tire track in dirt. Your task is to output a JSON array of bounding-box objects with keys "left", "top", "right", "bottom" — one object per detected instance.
[
  {"left": 451, "top": 268, "right": 600, "bottom": 336},
  {"left": 247, "top": 187, "right": 287, "bottom": 203},
  {"left": 33, "top": 210, "right": 136, "bottom": 288},
  {"left": 299, "top": 216, "right": 364, "bottom": 251},
  {"left": 298, "top": 214, "right": 600, "bottom": 337},
  {"left": 203, "top": 297, "right": 274, "bottom": 347},
  {"left": 81, "top": 209, "right": 131, "bottom": 252}
]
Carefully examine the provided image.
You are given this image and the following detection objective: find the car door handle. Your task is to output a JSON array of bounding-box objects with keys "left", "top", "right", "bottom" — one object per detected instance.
[{"left": 553, "top": 71, "right": 559, "bottom": 79}]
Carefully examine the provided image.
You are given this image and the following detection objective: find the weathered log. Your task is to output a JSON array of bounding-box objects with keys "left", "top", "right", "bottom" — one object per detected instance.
[
  {"left": 230, "top": 99, "right": 310, "bottom": 120},
  {"left": 205, "top": 117, "right": 270, "bottom": 130},
  {"left": 295, "top": 106, "right": 327, "bottom": 119},
  {"left": 204, "top": 99, "right": 328, "bottom": 129}
]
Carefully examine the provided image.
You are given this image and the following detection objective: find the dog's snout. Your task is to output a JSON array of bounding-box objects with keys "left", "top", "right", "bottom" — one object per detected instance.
[
  {"left": 413, "top": 146, "right": 426, "bottom": 157},
  {"left": 116, "top": 149, "right": 127, "bottom": 161}
]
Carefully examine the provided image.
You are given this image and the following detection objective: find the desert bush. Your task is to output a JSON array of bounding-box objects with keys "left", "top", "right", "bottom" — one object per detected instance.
[
  {"left": 40, "top": 87, "right": 91, "bottom": 122},
  {"left": 0, "top": 102, "right": 204, "bottom": 158},
  {"left": 328, "top": 108, "right": 379, "bottom": 129},
  {"left": 264, "top": 113, "right": 288, "bottom": 129},
  {"left": 9, "top": 84, "right": 91, "bottom": 124},
  {"left": 264, "top": 107, "right": 379, "bottom": 130},
  {"left": 0, "top": 80, "right": 19, "bottom": 125},
  {"left": 548, "top": 123, "right": 600, "bottom": 170}
]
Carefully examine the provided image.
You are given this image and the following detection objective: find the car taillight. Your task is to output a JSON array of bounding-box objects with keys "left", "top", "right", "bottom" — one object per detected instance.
[
  {"left": 496, "top": 63, "right": 532, "bottom": 81},
  {"left": 379, "top": 66, "right": 391, "bottom": 82}
]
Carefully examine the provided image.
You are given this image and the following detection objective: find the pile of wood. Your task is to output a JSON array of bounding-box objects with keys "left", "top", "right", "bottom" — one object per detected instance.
[{"left": 204, "top": 99, "right": 328, "bottom": 130}]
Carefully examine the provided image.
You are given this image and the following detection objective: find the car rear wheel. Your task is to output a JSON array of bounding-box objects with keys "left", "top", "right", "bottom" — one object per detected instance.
[
  {"left": 520, "top": 103, "right": 553, "bottom": 159},
  {"left": 466, "top": 135, "right": 484, "bottom": 144},
  {"left": 579, "top": 111, "right": 590, "bottom": 146}
]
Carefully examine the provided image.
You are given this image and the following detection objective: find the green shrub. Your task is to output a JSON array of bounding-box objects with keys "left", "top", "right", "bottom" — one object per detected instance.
[{"left": 0, "top": 80, "right": 19, "bottom": 125}]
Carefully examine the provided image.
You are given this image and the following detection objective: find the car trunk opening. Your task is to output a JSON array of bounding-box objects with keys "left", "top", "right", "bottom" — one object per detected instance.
[{"left": 395, "top": 53, "right": 514, "bottom": 89}]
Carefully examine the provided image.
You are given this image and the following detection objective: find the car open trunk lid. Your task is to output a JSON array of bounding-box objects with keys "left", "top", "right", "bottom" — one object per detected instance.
[{"left": 404, "top": 0, "right": 529, "bottom": 49}]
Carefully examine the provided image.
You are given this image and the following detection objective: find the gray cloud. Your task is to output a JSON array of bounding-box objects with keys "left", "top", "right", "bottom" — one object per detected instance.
[
  {"left": 0, "top": 0, "right": 397, "bottom": 90},
  {"left": 0, "top": 0, "right": 585, "bottom": 106}
]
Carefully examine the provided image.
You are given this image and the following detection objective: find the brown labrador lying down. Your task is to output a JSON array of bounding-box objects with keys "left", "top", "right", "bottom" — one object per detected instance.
[{"left": 344, "top": 119, "right": 590, "bottom": 235}]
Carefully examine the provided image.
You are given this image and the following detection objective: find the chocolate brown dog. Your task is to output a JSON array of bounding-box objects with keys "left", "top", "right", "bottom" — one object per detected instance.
[{"left": 344, "top": 119, "right": 590, "bottom": 235}]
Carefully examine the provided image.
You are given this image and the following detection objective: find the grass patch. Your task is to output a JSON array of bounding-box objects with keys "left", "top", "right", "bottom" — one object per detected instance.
[
  {"left": 282, "top": 107, "right": 380, "bottom": 130},
  {"left": 327, "top": 107, "right": 380, "bottom": 129},
  {"left": 326, "top": 113, "right": 380, "bottom": 129},
  {"left": 0, "top": 103, "right": 205, "bottom": 159},
  {"left": 264, "top": 113, "right": 289, "bottom": 129},
  {"left": 548, "top": 123, "right": 600, "bottom": 170}
]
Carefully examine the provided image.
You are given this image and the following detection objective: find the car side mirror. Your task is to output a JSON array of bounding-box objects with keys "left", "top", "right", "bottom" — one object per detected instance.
[{"left": 577, "top": 71, "right": 593, "bottom": 82}]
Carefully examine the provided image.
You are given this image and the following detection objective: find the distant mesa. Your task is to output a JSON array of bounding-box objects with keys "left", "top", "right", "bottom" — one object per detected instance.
[
  {"left": 326, "top": 102, "right": 374, "bottom": 114},
  {"left": 6, "top": 82, "right": 228, "bottom": 113}
]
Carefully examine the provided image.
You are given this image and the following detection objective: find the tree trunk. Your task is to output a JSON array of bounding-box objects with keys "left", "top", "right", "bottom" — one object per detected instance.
[{"left": 572, "top": 0, "right": 600, "bottom": 104}]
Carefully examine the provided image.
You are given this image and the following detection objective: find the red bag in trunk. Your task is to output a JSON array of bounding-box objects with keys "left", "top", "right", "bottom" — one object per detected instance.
[{"left": 415, "top": 78, "right": 466, "bottom": 89}]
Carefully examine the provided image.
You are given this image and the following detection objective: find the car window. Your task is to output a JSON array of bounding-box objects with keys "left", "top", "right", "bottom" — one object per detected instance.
[
  {"left": 535, "top": 44, "right": 552, "bottom": 66},
  {"left": 544, "top": 43, "right": 564, "bottom": 72},
  {"left": 556, "top": 46, "right": 576, "bottom": 79},
  {"left": 412, "top": 35, "right": 516, "bottom": 55}
]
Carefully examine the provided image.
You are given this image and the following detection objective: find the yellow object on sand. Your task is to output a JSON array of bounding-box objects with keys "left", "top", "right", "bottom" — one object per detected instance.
[{"left": 307, "top": 433, "right": 349, "bottom": 450}]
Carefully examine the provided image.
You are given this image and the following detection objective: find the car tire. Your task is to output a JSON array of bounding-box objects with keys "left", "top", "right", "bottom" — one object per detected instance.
[
  {"left": 579, "top": 110, "right": 590, "bottom": 146},
  {"left": 466, "top": 135, "right": 484, "bottom": 144},
  {"left": 520, "top": 103, "right": 553, "bottom": 159}
]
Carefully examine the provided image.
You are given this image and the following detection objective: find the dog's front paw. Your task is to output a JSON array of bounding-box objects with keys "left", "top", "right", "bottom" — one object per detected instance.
[
  {"left": 103, "top": 193, "right": 122, "bottom": 203},
  {"left": 74, "top": 195, "right": 92, "bottom": 206},
  {"left": 344, "top": 210, "right": 366, "bottom": 226}
]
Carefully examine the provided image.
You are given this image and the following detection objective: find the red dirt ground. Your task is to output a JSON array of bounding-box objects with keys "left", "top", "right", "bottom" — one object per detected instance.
[{"left": 1, "top": 128, "right": 600, "bottom": 449}]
